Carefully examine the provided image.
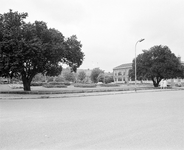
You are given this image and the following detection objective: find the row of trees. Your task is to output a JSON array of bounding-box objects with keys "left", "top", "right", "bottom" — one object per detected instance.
[
  {"left": 32, "top": 67, "right": 114, "bottom": 84},
  {"left": 129, "top": 45, "right": 184, "bottom": 87},
  {"left": 0, "top": 10, "right": 84, "bottom": 91}
]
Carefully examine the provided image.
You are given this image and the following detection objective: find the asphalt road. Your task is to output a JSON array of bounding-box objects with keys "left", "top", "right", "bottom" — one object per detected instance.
[{"left": 0, "top": 91, "right": 184, "bottom": 150}]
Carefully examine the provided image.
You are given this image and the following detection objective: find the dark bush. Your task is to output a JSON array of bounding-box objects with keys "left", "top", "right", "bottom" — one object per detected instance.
[
  {"left": 55, "top": 76, "right": 65, "bottom": 82},
  {"left": 64, "top": 82, "right": 71, "bottom": 86},
  {"left": 47, "top": 77, "right": 54, "bottom": 82},
  {"left": 48, "top": 82, "right": 64, "bottom": 85},
  {"left": 74, "top": 83, "right": 97, "bottom": 88},
  {"left": 100, "top": 83, "right": 120, "bottom": 87},
  {"left": 43, "top": 84, "right": 67, "bottom": 88},
  {"left": 31, "top": 82, "right": 45, "bottom": 86},
  {"left": 48, "top": 82, "right": 71, "bottom": 86}
]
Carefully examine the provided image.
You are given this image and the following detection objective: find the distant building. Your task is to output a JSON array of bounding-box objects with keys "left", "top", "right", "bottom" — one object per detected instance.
[{"left": 113, "top": 63, "right": 132, "bottom": 83}]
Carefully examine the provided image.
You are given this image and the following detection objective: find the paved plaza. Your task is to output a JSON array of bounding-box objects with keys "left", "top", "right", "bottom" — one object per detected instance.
[{"left": 0, "top": 90, "right": 184, "bottom": 150}]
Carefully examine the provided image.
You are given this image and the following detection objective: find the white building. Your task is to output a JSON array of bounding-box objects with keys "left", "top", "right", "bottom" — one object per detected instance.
[{"left": 113, "top": 63, "right": 132, "bottom": 83}]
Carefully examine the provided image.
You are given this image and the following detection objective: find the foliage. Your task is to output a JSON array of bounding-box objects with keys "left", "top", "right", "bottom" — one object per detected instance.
[
  {"left": 129, "top": 45, "right": 184, "bottom": 87},
  {"left": 43, "top": 84, "right": 67, "bottom": 88},
  {"left": 43, "top": 81, "right": 68, "bottom": 88},
  {"left": 47, "top": 77, "right": 54, "bottom": 82},
  {"left": 31, "top": 82, "right": 45, "bottom": 86},
  {"left": 97, "top": 73, "right": 105, "bottom": 83},
  {"left": 74, "top": 83, "right": 97, "bottom": 88},
  {"left": 55, "top": 76, "right": 65, "bottom": 82},
  {"left": 0, "top": 10, "right": 84, "bottom": 91},
  {"left": 105, "top": 75, "right": 114, "bottom": 83},
  {"left": 100, "top": 83, "right": 119, "bottom": 87},
  {"left": 97, "top": 73, "right": 114, "bottom": 84},
  {"left": 77, "top": 71, "right": 86, "bottom": 82},
  {"left": 32, "top": 73, "right": 46, "bottom": 82},
  {"left": 90, "top": 68, "right": 104, "bottom": 83},
  {"left": 62, "top": 69, "right": 76, "bottom": 82}
]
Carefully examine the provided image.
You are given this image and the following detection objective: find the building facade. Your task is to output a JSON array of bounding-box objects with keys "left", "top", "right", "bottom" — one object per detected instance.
[{"left": 113, "top": 63, "right": 132, "bottom": 83}]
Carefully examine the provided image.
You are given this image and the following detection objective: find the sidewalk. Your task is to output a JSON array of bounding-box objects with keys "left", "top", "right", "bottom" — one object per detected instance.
[{"left": 0, "top": 84, "right": 183, "bottom": 99}]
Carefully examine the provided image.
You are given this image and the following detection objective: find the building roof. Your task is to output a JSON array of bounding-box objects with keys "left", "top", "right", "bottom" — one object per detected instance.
[
  {"left": 113, "top": 60, "right": 184, "bottom": 71},
  {"left": 113, "top": 63, "right": 132, "bottom": 70}
]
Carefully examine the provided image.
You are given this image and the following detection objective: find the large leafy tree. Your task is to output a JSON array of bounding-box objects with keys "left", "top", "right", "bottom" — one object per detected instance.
[
  {"left": 129, "top": 45, "right": 184, "bottom": 87},
  {"left": 0, "top": 10, "right": 84, "bottom": 91}
]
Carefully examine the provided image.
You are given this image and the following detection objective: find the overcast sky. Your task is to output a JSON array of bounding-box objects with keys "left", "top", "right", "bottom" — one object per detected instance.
[{"left": 1, "top": 0, "right": 184, "bottom": 72}]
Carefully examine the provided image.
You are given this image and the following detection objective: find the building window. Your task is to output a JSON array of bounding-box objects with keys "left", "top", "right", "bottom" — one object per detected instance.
[
  {"left": 118, "top": 77, "right": 122, "bottom": 81},
  {"left": 118, "top": 72, "right": 122, "bottom": 76}
]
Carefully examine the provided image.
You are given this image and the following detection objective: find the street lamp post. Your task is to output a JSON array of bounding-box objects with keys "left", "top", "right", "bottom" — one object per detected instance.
[{"left": 135, "top": 38, "right": 145, "bottom": 91}]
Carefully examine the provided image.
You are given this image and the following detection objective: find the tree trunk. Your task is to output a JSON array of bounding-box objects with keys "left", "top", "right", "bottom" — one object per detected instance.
[
  {"left": 22, "top": 78, "right": 31, "bottom": 91},
  {"left": 152, "top": 77, "right": 159, "bottom": 87},
  {"left": 21, "top": 71, "right": 36, "bottom": 91},
  {"left": 154, "top": 82, "right": 159, "bottom": 87}
]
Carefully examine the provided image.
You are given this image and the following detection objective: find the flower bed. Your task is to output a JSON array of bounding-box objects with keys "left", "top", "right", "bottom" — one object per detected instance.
[{"left": 74, "top": 83, "right": 97, "bottom": 88}]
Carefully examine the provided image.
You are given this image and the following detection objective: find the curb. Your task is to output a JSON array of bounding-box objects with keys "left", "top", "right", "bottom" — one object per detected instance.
[{"left": 0, "top": 88, "right": 183, "bottom": 100}]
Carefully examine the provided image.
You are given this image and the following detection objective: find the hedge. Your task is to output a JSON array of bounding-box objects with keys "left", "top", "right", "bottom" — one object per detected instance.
[
  {"left": 74, "top": 83, "right": 97, "bottom": 88},
  {"left": 48, "top": 82, "right": 71, "bottom": 86},
  {"left": 31, "top": 82, "right": 45, "bottom": 86},
  {"left": 100, "top": 84, "right": 120, "bottom": 87},
  {"left": 43, "top": 84, "right": 67, "bottom": 88}
]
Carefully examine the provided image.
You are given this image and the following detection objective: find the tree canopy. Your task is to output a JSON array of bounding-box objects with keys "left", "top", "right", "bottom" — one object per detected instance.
[
  {"left": 0, "top": 10, "right": 84, "bottom": 91},
  {"left": 90, "top": 68, "right": 104, "bottom": 83},
  {"left": 129, "top": 45, "right": 184, "bottom": 87},
  {"left": 77, "top": 71, "right": 86, "bottom": 82}
]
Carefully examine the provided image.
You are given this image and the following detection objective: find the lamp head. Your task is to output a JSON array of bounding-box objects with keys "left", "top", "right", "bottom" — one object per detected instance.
[{"left": 139, "top": 39, "right": 145, "bottom": 42}]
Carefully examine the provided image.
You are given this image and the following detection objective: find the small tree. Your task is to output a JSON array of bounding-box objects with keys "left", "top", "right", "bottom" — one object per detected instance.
[
  {"left": 77, "top": 71, "right": 86, "bottom": 82},
  {"left": 97, "top": 73, "right": 105, "bottom": 83},
  {"left": 90, "top": 68, "right": 104, "bottom": 83},
  {"left": 130, "top": 45, "right": 184, "bottom": 87},
  {"left": 98, "top": 73, "right": 114, "bottom": 84},
  {"left": 63, "top": 69, "right": 75, "bottom": 82},
  {"left": 105, "top": 75, "right": 114, "bottom": 83}
]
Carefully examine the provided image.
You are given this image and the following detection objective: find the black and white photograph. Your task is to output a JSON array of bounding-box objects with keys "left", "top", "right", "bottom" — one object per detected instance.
[{"left": 0, "top": 0, "right": 184, "bottom": 149}]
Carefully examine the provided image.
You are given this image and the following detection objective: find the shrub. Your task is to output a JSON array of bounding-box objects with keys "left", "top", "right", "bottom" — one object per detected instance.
[
  {"left": 90, "top": 68, "right": 104, "bottom": 83},
  {"left": 43, "top": 84, "right": 67, "bottom": 88},
  {"left": 77, "top": 71, "right": 86, "bottom": 82},
  {"left": 9, "top": 84, "right": 23, "bottom": 89},
  {"left": 105, "top": 75, "right": 114, "bottom": 83},
  {"left": 74, "top": 83, "right": 97, "bottom": 88},
  {"left": 47, "top": 77, "right": 54, "bottom": 82},
  {"left": 100, "top": 83, "right": 120, "bottom": 87},
  {"left": 175, "top": 82, "right": 182, "bottom": 87},
  {"left": 55, "top": 76, "right": 65, "bottom": 82},
  {"left": 63, "top": 70, "right": 76, "bottom": 82},
  {"left": 31, "top": 82, "right": 45, "bottom": 86},
  {"left": 47, "top": 82, "right": 71, "bottom": 86},
  {"left": 48, "top": 82, "right": 64, "bottom": 85},
  {"left": 63, "top": 81, "right": 71, "bottom": 86}
]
